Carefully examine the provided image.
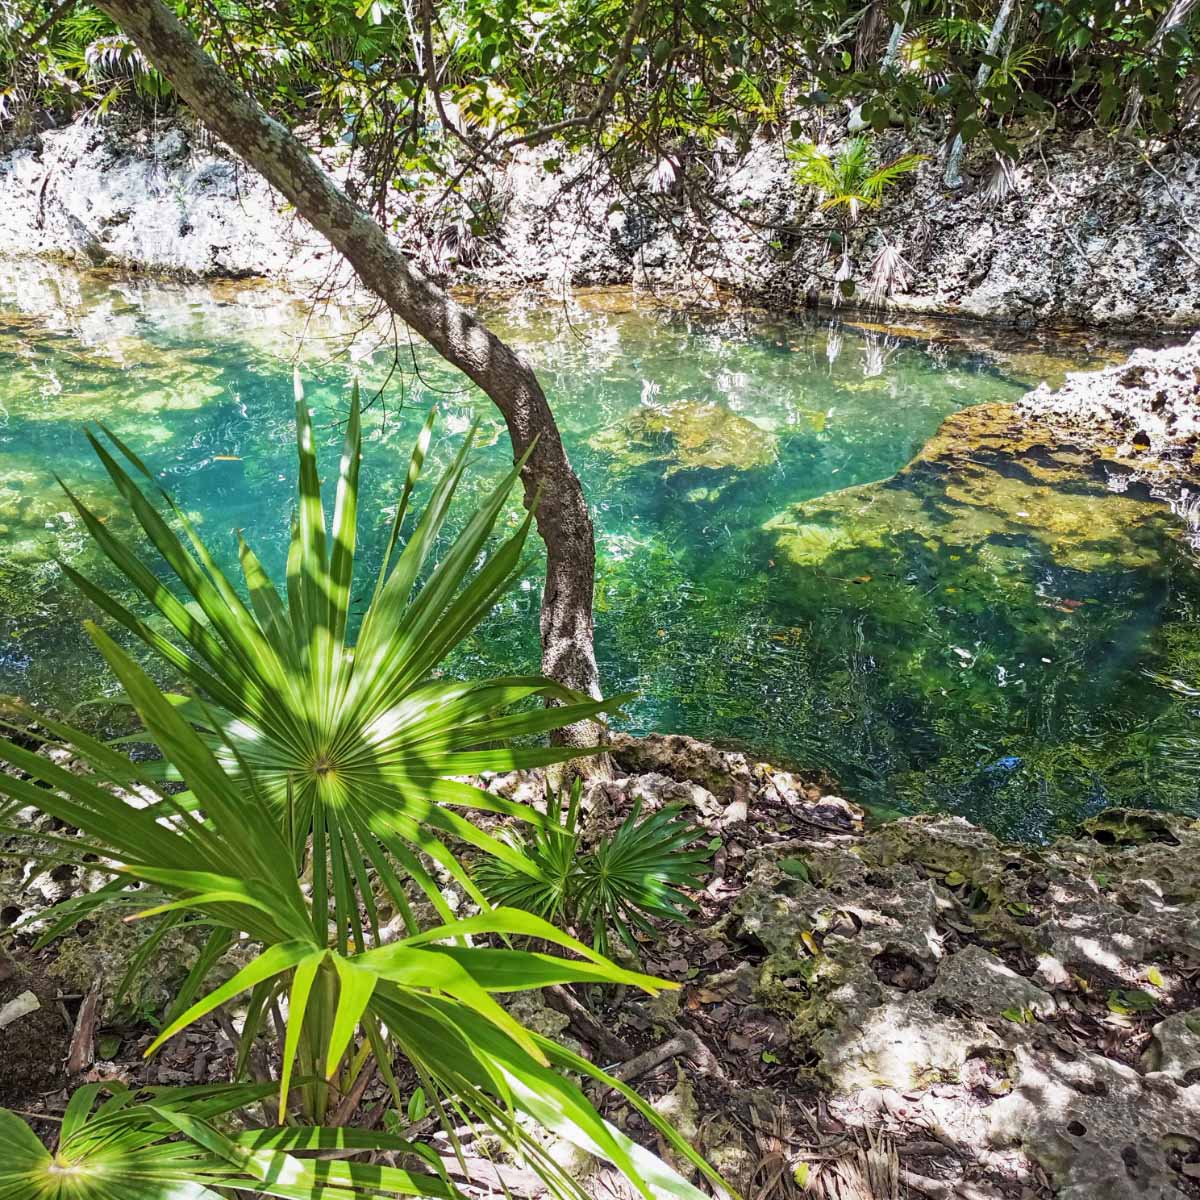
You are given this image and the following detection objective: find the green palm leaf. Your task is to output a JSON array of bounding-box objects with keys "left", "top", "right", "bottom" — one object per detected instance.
[
  {"left": 791, "top": 136, "right": 924, "bottom": 220},
  {"left": 0, "top": 638, "right": 726, "bottom": 1200},
  {"left": 475, "top": 781, "right": 712, "bottom": 957},
  {"left": 54, "top": 378, "right": 627, "bottom": 942},
  {"left": 0, "top": 1083, "right": 461, "bottom": 1200}
]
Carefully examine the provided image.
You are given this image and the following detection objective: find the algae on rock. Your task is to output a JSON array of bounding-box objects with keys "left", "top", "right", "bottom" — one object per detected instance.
[
  {"left": 765, "top": 403, "right": 1169, "bottom": 574},
  {"left": 590, "top": 400, "right": 778, "bottom": 476}
]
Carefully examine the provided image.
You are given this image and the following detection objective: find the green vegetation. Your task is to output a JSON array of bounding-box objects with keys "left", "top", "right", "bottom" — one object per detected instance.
[
  {"left": 0, "top": 637, "right": 714, "bottom": 1198},
  {"left": 1, "top": 1082, "right": 459, "bottom": 1198},
  {"left": 475, "top": 778, "right": 713, "bottom": 957},
  {"left": 790, "top": 136, "right": 925, "bottom": 231},
  {"left": 0, "top": 379, "right": 721, "bottom": 1200},
  {"left": 59, "top": 376, "right": 619, "bottom": 934},
  {"left": 3, "top": 1, "right": 1196, "bottom": 198},
  {"left": 789, "top": 135, "right": 925, "bottom": 297}
]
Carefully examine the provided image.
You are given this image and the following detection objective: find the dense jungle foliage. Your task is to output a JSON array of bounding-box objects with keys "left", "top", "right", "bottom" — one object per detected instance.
[{"left": 3, "top": 1, "right": 1198, "bottom": 211}]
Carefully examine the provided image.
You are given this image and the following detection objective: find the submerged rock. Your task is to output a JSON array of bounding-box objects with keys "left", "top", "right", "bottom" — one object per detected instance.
[
  {"left": 765, "top": 401, "right": 1170, "bottom": 573},
  {"left": 589, "top": 400, "right": 777, "bottom": 476}
]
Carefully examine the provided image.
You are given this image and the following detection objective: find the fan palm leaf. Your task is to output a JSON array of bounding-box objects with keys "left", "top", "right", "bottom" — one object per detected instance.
[
  {"left": 0, "top": 1082, "right": 465, "bottom": 1199},
  {"left": 0, "top": 635, "right": 724, "bottom": 1200},
  {"left": 475, "top": 783, "right": 711, "bottom": 958},
  {"left": 52, "top": 376, "right": 627, "bottom": 943},
  {"left": 792, "top": 136, "right": 925, "bottom": 225}
]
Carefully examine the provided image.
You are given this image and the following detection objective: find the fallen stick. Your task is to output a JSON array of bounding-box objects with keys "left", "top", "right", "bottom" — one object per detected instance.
[
  {"left": 610, "top": 1032, "right": 695, "bottom": 1084},
  {"left": 546, "top": 984, "right": 633, "bottom": 1062},
  {"left": 330, "top": 1058, "right": 378, "bottom": 1127}
]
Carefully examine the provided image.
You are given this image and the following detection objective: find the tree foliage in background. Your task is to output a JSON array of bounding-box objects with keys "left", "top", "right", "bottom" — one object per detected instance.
[{"left": 3, "top": 1, "right": 1196, "bottom": 171}]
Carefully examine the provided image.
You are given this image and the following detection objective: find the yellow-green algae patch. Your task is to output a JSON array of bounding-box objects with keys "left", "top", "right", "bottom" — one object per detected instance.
[
  {"left": 590, "top": 399, "right": 778, "bottom": 475},
  {"left": 765, "top": 403, "right": 1167, "bottom": 574}
]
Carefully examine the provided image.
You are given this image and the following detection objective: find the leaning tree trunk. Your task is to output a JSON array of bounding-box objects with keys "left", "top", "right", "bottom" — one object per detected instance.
[
  {"left": 943, "top": 0, "right": 1017, "bottom": 188},
  {"left": 94, "top": 0, "right": 602, "bottom": 741},
  {"left": 881, "top": 1, "right": 911, "bottom": 72}
]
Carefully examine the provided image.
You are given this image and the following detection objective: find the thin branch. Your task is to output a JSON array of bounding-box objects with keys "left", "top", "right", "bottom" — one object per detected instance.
[
  {"left": 14, "top": 0, "right": 75, "bottom": 56},
  {"left": 500, "top": 0, "right": 653, "bottom": 150}
]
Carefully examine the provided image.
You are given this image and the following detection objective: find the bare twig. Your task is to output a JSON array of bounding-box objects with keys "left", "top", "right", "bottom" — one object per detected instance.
[
  {"left": 545, "top": 984, "right": 634, "bottom": 1062},
  {"left": 330, "top": 1057, "right": 378, "bottom": 1127}
]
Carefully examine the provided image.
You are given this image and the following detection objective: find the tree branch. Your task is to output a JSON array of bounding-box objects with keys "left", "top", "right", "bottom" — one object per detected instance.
[
  {"left": 501, "top": 0, "right": 653, "bottom": 150},
  {"left": 94, "top": 0, "right": 604, "bottom": 719}
]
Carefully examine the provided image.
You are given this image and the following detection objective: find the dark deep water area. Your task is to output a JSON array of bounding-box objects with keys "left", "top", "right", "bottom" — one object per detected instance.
[{"left": 1, "top": 262, "right": 1197, "bottom": 840}]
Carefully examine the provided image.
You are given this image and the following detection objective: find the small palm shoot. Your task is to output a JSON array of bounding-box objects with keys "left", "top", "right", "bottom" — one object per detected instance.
[
  {"left": 792, "top": 136, "right": 925, "bottom": 230},
  {"left": 475, "top": 779, "right": 713, "bottom": 958},
  {"left": 791, "top": 135, "right": 924, "bottom": 300}
]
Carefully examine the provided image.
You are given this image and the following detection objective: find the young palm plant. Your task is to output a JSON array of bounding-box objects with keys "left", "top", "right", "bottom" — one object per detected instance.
[
  {"left": 791, "top": 136, "right": 924, "bottom": 302},
  {"left": 0, "top": 630, "right": 724, "bottom": 1200},
  {"left": 475, "top": 780, "right": 712, "bottom": 958},
  {"left": 790, "top": 136, "right": 924, "bottom": 233},
  {"left": 55, "top": 377, "right": 623, "bottom": 955},
  {"left": 1, "top": 1081, "right": 461, "bottom": 1199}
]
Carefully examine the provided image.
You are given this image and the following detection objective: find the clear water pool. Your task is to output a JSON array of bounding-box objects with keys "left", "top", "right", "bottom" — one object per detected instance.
[{"left": 1, "top": 262, "right": 1196, "bottom": 839}]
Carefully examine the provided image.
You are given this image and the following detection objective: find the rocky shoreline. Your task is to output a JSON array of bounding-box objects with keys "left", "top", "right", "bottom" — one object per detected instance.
[
  {"left": 2, "top": 731, "right": 1198, "bottom": 1198},
  {"left": 1, "top": 115, "right": 1198, "bottom": 332}
]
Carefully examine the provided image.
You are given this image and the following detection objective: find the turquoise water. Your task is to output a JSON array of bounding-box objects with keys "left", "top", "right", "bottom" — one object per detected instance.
[{"left": 1, "top": 265, "right": 1197, "bottom": 839}]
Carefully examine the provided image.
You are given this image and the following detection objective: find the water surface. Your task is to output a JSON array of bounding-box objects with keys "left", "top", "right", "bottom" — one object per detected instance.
[{"left": 1, "top": 263, "right": 1196, "bottom": 839}]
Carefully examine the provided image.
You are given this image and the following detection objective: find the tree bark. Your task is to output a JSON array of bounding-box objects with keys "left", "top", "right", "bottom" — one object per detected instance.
[
  {"left": 94, "top": 0, "right": 603, "bottom": 734},
  {"left": 881, "top": 1, "right": 911, "bottom": 72},
  {"left": 943, "top": 0, "right": 1017, "bottom": 188}
]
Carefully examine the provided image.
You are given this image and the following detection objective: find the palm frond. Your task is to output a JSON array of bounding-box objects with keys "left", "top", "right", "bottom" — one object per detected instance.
[
  {"left": 0, "top": 1082, "right": 463, "bottom": 1200},
  {"left": 982, "top": 153, "right": 1018, "bottom": 204},
  {"left": 0, "top": 646, "right": 720, "bottom": 1200},
  {"left": 56, "top": 378, "right": 627, "bottom": 942},
  {"left": 866, "top": 241, "right": 915, "bottom": 304},
  {"left": 862, "top": 151, "right": 926, "bottom": 200},
  {"left": 475, "top": 782, "right": 711, "bottom": 958}
]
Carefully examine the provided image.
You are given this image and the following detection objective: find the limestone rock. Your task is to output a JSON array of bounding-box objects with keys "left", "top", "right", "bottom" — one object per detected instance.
[
  {"left": 988, "top": 1045, "right": 1200, "bottom": 1199},
  {"left": 1018, "top": 334, "right": 1200, "bottom": 488},
  {"left": 3, "top": 117, "right": 1199, "bottom": 332},
  {"left": 1143, "top": 1010, "right": 1200, "bottom": 1086},
  {"left": 609, "top": 733, "right": 757, "bottom": 801}
]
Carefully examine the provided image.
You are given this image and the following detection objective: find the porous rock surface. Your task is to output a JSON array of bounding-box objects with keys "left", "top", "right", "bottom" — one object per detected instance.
[
  {"left": 1, "top": 115, "right": 1198, "bottom": 331},
  {"left": 499, "top": 736, "right": 1200, "bottom": 1197},
  {"left": 1017, "top": 332, "right": 1200, "bottom": 485}
]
